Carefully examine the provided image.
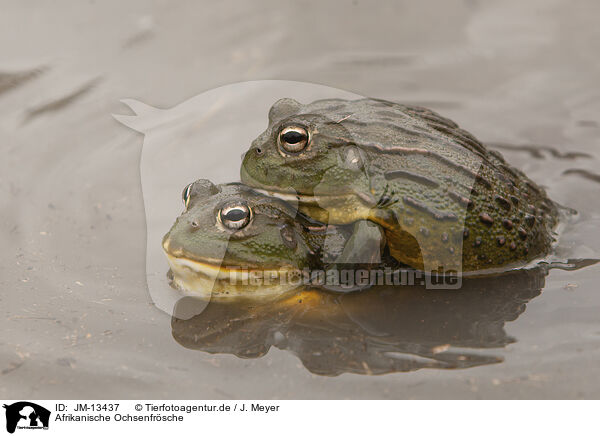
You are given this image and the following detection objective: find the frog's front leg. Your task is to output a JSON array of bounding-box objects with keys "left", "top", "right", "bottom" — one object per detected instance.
[
  {"left": 368, "top": 177, "right": 467, "bottom": 275},
  {"left": 327, "top": 220, "right": 386, "bottom": 266}
]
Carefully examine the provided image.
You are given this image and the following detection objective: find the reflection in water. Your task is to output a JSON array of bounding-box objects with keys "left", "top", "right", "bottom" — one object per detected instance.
[{"left": 172, "top": 268, "right": 547, "bottom": 376}]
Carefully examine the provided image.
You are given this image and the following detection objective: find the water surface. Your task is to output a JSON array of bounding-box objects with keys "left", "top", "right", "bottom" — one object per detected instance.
[{"left": 2, "top": 0, "right": 600, "bottom": 399}]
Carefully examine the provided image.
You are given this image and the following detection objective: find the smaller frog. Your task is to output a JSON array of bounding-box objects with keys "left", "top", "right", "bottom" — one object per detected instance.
[{"left": 162, "top": 179, "right": 387, "bottom": 298}]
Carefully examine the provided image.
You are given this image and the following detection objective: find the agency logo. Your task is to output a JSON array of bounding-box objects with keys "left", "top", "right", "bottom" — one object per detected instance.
[{"left": 3, "top": 402, "right": 50, "bottom": 434}]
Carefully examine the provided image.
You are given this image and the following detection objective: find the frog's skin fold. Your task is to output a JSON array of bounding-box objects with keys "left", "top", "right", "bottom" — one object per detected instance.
[
  {"left": 162, "top": 179, "right": 390, "bottom": 298},
  {"left": 241, "top": 98, "right": 559, "bottom": 273}
]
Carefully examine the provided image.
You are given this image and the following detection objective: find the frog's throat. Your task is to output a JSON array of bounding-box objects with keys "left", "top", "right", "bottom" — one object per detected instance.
[
  {"left": 252, "top": 188, "right": 375, "bottom": 224},
  {"left": 163, "top": 251, "right": 304, "bottom": 299}
]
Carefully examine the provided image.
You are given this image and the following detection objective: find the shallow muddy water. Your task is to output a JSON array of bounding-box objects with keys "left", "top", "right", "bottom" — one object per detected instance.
[{"left": 1, "top": 0, "right": 600, "bottom": 399}]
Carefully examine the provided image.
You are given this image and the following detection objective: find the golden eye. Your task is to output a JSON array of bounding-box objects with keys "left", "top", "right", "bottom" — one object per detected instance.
[
  {"left": 278, "top": 125, "right": 309, "bottom": 153},
  {"left": 182, "top": 183, "right": 193, "bottom": 208},
  {"left": 218, "top": 203, "right": 252, "bottom": 230}
]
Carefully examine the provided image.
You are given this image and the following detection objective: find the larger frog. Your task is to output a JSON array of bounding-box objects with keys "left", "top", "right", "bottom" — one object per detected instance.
[
  {"left": 241, "top": 98, "right": 558, "bottom": 274},
  {"left": 162, "top": 179, "right": 388, "bottom": 298}
]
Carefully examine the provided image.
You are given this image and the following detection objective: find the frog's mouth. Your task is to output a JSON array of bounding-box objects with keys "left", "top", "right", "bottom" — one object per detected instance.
[
  {"left": 164, "top": 251, "right": 296, "bottom": 281},
  {"left": 252, "top": 187, "right": 324, "bottom": 204},
  {"left": 252, "top": 187, "right": 374, "bottom": 206},
  {"left": 162, "top": 239, "right": 303, "bottom": 297},
  {"left": 252, "top": 187, "right": 376, "bottom": 225},
  {"left": 162, "top": 241, "right": 297, "bottom": 280}
]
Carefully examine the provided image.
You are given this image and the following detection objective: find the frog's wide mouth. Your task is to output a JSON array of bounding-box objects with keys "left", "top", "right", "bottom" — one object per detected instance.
[
  {"left": 163, "top": 250, "right": 306, "bottom": 299},
  {"left": 252, "top": 187, "right": 375, "bottom": 207},
  {"left": 162, "top": 239, "right": 299, "bottom": 282},
  {"left": 163, "top": 251, "right": 306, "bottom": 299}
]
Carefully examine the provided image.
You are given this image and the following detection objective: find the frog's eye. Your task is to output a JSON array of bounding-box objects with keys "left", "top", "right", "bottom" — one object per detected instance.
[
  {"left": 278, "top": 126, "right": 309, "bottom": 154},
  {"left": 182, "top": 183, "right": 193, "bottom": 208},
  {"left": 218, "top": 203, "right": 252, "bottom": 230}
]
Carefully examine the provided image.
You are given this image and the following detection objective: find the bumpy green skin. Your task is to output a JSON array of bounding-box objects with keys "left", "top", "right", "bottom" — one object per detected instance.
[{"left": 241, "top": 98, "right": 558, "bottom": 273}]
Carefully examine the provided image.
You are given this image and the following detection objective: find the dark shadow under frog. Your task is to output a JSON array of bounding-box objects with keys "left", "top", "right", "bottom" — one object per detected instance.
[{"left": 171, "top": 267, "right": 549, "bottom": 376}]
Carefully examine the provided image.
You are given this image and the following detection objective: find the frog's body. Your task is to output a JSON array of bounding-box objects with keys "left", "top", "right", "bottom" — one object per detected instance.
[
  {"left": 241, "top": 98, "right": 558, "bottom": 273},
  {"left": 162, "top": 179, "right": 388, "bottom": 298}
]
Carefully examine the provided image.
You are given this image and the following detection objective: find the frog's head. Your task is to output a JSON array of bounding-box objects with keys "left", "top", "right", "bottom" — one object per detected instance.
[
  {"left": 162, "top": 179, "right": 320, "bottom": 296},
  {"left": 241, "top": 98, "right": 372, "bottom": 211}
]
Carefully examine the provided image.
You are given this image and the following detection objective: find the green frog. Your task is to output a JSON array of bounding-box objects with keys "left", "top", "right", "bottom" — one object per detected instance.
[
  {"left": 241, "top": 98, "right": 559, "bottom": 274},
  {"left": 162, "top": 179, "right": 388, "bottom": 298}
]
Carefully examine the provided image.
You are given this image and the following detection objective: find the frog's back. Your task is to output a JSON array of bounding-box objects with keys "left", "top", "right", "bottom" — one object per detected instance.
[{"left": 301, "top": 98, "right": 558, "bottom": 272}]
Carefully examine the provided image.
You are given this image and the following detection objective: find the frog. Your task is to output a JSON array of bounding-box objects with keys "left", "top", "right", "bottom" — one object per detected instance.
[
  {"left": 162, "top": 179, "right": 389, "bottom": 298},
  {"left": 240, "top": 97, "right": 559, "bottom": 274}
]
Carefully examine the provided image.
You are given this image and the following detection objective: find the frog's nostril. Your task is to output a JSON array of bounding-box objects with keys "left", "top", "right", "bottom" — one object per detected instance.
[
  {"left": 190, "top": 221, "right": 198, "bottom": 228},
  {"left": 255, "top": 147, "right": 263, "bottom": 155}
]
